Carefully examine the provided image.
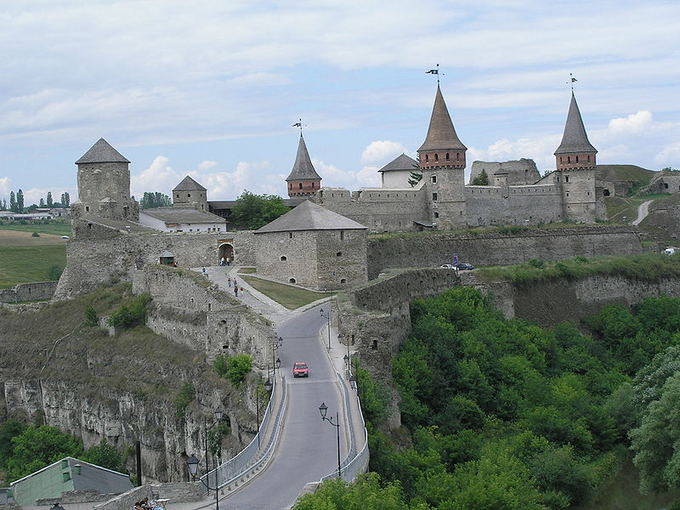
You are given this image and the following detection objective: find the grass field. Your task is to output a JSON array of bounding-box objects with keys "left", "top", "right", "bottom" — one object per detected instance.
[
  {"left": 0, "top": 219, "right": 71, "bottom": 236},
  {"left": 605, "top": 193, "right": 671, "bottom": 223},
  {"left": 238, "top": 267, "right": 257, "bottom": 274},
  {"left": 0, "top": 231, "right": 66, "bottom": 288},
  {"left": 241, "top": 275, "right": 333, "bottom": 309}
]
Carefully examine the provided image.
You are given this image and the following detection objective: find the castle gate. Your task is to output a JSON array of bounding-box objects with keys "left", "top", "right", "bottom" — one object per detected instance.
[{"left": 218, "top": 242, "right": 234, "bottom": 264}]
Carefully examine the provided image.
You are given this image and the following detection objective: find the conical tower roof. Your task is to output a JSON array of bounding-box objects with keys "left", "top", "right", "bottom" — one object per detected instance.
[
  {"left": 75, "top": 138, "right": 130, "bottom": 164},
  {"left": 286, "top": 135, "right": 321, "bottom": 181},
  {"left": 173, "top": 176, "right": 206, "bottom": 191},
  {"left": 554, "top": 92, "right": 597, "bottom": 155},
  {"left": 255, "top": 200, "right": 366, "bottom": 233},
  {"left": 418, "top": 85, "right": 467, "bottom": 152}
]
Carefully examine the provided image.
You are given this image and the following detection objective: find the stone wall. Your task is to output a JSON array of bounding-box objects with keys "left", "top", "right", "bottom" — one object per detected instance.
[
  {"left": 367, "top": 225, "right": 643, "bottom": 278},
  {"left": 0, "top": 281, "right": 57, "bottom": 303},
  {"left": 55, "top": 230, "right": 256, "bottom": 299},
  {"left": 469, "top": 159, "right": 540, "bottom": 185},
  {"left": 132, "top": 265, "right": 276, "bottom": 365},
  {"left": 464, "top": 184, "right": 563, "bottom": 227}
]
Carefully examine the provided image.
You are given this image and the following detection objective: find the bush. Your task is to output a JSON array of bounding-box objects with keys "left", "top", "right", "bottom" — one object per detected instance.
[
  {"left": 31, "top": 231, "right": 40, "bottom": 237},
  {"left": 214, "top": 354, "right": 252, "bottom": 386},
  {"left": 84, "top": 305, "right": 99, "bottom": 327},
  {"left": 47, "top": 265, "right": 63, "bottom": 281},
  {"left": 528, "top": 258, "right": 544, "bottom": 268},
  {"left": 174, "top": 383, "right": 196, "bottom": 419},
  {"left": 82, "top": 439, "right": 126, "bottom": 472},
  {"left": 108, "top": 294, "right": 151, "bottom": 330}
]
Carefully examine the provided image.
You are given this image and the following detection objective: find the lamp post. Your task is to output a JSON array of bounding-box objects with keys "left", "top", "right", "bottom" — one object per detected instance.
[
  {"left": 203, "top": 408, "right": 225, "bottom": 492},
  {"left": 186, "top": 454, "right": 221, "bottom": 510},
  {"left": 318, "top": 402, "right": 341, "bottom": 478},
  {"left": 319, "top": 308, "right": 331, "bottom": 350}
]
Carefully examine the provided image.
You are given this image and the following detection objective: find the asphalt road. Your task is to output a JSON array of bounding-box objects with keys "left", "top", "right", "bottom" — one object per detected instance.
[{"left": 221, "top": 305, "right": 347, "bottom": 510}]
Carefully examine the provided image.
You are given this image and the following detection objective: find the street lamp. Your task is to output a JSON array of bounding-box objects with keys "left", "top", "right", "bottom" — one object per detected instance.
[
  {"left": 203, "top": 408, "right": 225, "bottom": 489},
  {"left": 318, "top": 402, "right": 341, "bottom": 478},
  {"left": 185, "top": 454, "right": 221, "bottom": 510},
  {"left": 320, "top": 308, "right": 331, "bottom": 350}
]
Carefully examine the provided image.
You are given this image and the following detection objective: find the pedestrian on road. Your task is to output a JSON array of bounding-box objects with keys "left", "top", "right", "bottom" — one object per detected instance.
[
  {"left": 202, "top": 267, "right": 207, "bottom": 276},
  {"left": 234, "top": 286, "right": 238, "bottom": 297},
  {"left": 220, "top": 257, "right": 225, "bottom": 266},
  {"left": 228, "top": 277, "right": 232, "bottom": 287}
]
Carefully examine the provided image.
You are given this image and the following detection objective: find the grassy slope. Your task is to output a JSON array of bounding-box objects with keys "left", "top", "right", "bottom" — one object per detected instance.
[
  {"left": 604, "top": 193, "right": 671, "bottom": 223},
  {"left": 0, "top": 231, "right": 67, "bottom": 288},
  {"left": 240, "top": 275, "right": 333, "bottom": 309},
  {"left": 0, "top": 284, "right": 224, "bottom": 397},
  {"left": 596, "top": 164, "right": 655, "bottom": 185}
]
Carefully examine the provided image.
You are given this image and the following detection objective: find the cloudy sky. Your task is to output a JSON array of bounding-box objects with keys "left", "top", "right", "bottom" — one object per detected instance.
[{"left": 1, "top": 0, "right": 679, "bottom": 205}]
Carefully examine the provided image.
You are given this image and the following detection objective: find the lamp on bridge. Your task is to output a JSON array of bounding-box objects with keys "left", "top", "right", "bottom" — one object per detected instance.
[
  {"left": 186, "top": 455, "right": 199, "bottom": 481},
  {"left": 318, "top": 402, "right": 342, "bottom": 478},
  {"left": 185, "top": 453, "right": 222, "bottom": 510}
]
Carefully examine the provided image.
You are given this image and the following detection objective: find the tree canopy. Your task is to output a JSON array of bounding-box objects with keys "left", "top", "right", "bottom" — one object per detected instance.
[{"left": 230, "top": 190, "right": 289, "bottom": 230}]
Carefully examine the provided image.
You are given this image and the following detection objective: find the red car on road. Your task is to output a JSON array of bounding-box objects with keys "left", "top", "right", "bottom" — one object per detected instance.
[{"left": 292, "top": 362, "right": 309, "bottom": 378}]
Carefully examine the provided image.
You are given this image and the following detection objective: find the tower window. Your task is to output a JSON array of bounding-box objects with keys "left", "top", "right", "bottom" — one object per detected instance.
[
  {"left": 340, "top": 231, "right": 344, "bottom": 240},
  {"left": 567, "top": 156, "right": 571, "bottom": 163},
  {"left": 289, "top": 278, "right": 296, "bottom": 284},
  {"left": 425, "top": 154, "right": 429, "bottom": 162},
  {"left": 434, "top": 212, "right": 439, "bottom": 218},
  {"left": 576, "top": 155, "right": 579, "bottom": 163},
  {"left": 434, "top": 153, "right": 439, "bottom": 161},
  {"left": 280, "top": 256, "right": 287, "bottom": 261},
  {"left": 560, "top": 157, "right": 563, "bottom": 163},
  {"left": 565, "top": 176, "right": 569, "bottom": 183},
  {"left": 289, "top": 232, "right": 293, "bottom": 239},
  {"left": 188, "top": 193, "right": 191, "bottom": 197},
  {"left": 456, "top": 152, "right": 460, "bottom": 161},
  {"left": 176, "top": 194, "right": 179, "bottom": 198},
  {"left": 431, "top": 175, "right": 437, "bottom": 183},
  {"left": 336, "top": 251, "right": 342, "bottom": 257},
  {"left": 312, "top": 182, "right": 315, "bottom": 188},
  {"left": 446, "top": 153, "right": 450, "bottom": 160},
  {"left": 299, "top": 183, "right": 303, "bottom": 189},
  {"left": 340, "top": 278, "right": 346, "bottom": 284},
  {"left": 432, "top": 193, "right": 438, "bottom": 201},
  {"left": 588, "top": 155, "right": 591, "bottom": 162}
]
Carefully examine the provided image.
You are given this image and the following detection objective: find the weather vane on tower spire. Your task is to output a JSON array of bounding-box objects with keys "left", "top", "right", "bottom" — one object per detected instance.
[
  {"left": 292, "top": 118, "right": 305, "bottom": 135},
  {"left": 426, "top": 64, "right": 441, "bottom": 84},
  {"left": 568, "top": 73, "right": 578, "bottom": 91}
]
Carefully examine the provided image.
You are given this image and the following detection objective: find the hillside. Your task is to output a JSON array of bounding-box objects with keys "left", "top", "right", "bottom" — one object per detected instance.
[{"left": 596, "top": 164, "right": 655, "bottom": 186}]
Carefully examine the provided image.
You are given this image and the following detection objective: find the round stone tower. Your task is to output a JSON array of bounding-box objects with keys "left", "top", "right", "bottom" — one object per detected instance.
[
  {"left": 286, "top": 134, "right": 322, "bottom": 197},
  {"left": 417, "top": 84, "right": 467, "bottom": 229},
  {"left": 73, "top": 138, "right": 138, "bottom": 221}
]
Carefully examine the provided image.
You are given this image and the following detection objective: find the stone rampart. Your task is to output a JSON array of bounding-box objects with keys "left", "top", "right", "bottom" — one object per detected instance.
[
  {"left": 367, "top": 225, "right": 642, "bottom": 278},
  {"left": 132, "top": 265, "right": 276, "bottom": 365},
  {"left": 0, "top": 281, "right": 57, "bottom": 303},
  {"left": 55, "top": 230, "right": 255, "bottom": 299}
]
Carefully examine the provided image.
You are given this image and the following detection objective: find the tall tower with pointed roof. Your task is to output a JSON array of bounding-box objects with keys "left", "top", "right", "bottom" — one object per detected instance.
[
  {"left": 554, "top": 92, "right": 598, "bottom": 222},
  {"left": 417, "top": 85, "right": 467, "bottom": 229},
  {"left": 173, "top": 176, "right": 208, "bottom": 211},
  {"left": 73, "top": 138, "right": 139, "bottom": 222},
  {"left": 286, "top": 134, "right": 322, "bottom": 197}
]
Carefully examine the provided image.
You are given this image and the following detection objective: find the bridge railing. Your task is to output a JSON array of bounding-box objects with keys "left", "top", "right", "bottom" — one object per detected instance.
[{"left": 200, "top": 372, "right": 288, "bottom": 490}]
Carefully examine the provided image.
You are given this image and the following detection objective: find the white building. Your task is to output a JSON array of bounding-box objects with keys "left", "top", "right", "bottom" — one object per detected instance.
[{"left": 139, "top": 207, "right": 226, "bottom": 233}]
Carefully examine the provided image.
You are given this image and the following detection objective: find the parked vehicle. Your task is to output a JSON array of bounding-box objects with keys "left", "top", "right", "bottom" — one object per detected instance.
[
  {"left": 440, "top": 264, "right": 456, "bottom": 269},
  {"left": 454, "top": 263, "right": 475, "bottom": 270}
]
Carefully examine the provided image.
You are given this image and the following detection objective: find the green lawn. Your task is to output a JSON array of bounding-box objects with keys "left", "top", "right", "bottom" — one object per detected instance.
[
  {"left": 0, "top": 245, "right": 66, "bottom": 288},
  {"left": 238, "top": 267, "right": 257, "bottom": 274},
  {"left": 0, "top": 220, "right": 71, "bottom": 236},
  {"left": 241, "top": 275, "right": 333, "bottom": 309}
]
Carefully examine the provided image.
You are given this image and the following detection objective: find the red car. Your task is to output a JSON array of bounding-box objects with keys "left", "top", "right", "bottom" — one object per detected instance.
[{"left": 292, "top": 362, "right": 309, "bottom": 378}]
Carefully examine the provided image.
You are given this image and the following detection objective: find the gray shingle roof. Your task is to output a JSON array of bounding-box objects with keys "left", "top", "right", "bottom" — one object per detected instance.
[
  {"left": 68, "top": 458, "right": 133, "bottom": 495},
  {"left": 75, "top": 138, "right": 130, "bottom": 164},
  {"left": 554, "top": 92, "right": 597, "bottom": 155},
  {"left": 286, "top": 135, "right": 321, "bottom": 181},
  {"left": 255, "top": 200, "right": 366, "bottom": 233},
  {"left": 378, "top": 153, "right": 418, "bottom": 173},
  {"left": 141, "top": 207, "right": 225, "bottom": 224},
  {"left": 173, "top": 176, "right": 207, "bottom": 191},
  {"left": 418, "top": 85, "right": 467, "bottom": 152}
]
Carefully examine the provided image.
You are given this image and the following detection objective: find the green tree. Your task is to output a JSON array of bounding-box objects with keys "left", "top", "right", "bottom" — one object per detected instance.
[
  {"left": 141, "top": 192, "right": 172, "bottom": 209},
  {"left": 5, "top": 425, "right": 83, "bottom": 481},
  {"left": 84, "top": 305, "right": 99, "bottom": 327},
  {"left": 0, "top": 419, "right": 27, "bottom": 468},
  {"left": 231, "top": 191, "right": 289, "bottom": 230},
  {"left": 82, "top": 439, "right": 126, "bottom": 472},
  {"left": 61, "top": 192, "right": 70, "bottom": 207},
  {"left": 16, "top": 189, "right": 24, "bottom": 212},
  {"left": 9, "top": 191, "right": 16, "bottom": 212},
  {"left": 471, "top": 169, "right": 489, "bottom": 185},
  {"left": 631, "top": 372, "right": 680, "bottom": 494},
  {"left": 174, "top": 383, "right": 196, "bottom": 419},
  {"left": 39, "top": 198, "right": 45, "bottom": 207},
  {"left": 46, "top": 192, "right": 53, "bottom": 207}
]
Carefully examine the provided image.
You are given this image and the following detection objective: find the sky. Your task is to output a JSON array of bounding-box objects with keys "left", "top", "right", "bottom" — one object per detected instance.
[{"left": 1, "top": 0, "right": 679, "bottom": 206}]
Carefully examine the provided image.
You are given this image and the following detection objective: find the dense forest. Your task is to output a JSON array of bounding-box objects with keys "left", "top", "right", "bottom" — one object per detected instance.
[{"left": 296, "top": 288, "right": 680, "bottom": 509}]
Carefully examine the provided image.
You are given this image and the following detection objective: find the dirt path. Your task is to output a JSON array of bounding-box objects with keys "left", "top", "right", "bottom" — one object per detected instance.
[{"left": 632, "top": 200, "right": 653, "bottom": 226}]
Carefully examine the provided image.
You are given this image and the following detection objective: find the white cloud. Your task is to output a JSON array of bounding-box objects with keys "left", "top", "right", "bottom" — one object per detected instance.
[
  {"left": 655, "top": 142, "right": 680, "bottom": 165},
  {"left": 313, "top": 159, "right": 382, "bottom": 189},
  {"left": 607, "top": 111, "right": 653, "bottom": 135},
  {"left": 0, "top": 177, "right": 11, "bottom": 196},
  {"left": 131, "top": 156, "right": 181, "bottom": 199},
  {"left": 198, "top": 160, "right": 217, "bottom": 170},
  {"left": 360, "top": 140, "right": 408, "bottom": 166}
]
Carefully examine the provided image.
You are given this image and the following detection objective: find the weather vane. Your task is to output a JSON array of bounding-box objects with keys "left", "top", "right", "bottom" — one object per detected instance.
[
  {"left": 426, "top": 64, "right": 443, "bottom": 84},
  {"left": 567, "top": 73, "right": 578, "bottom": 91},
  {"left": 291, "top": 118, "right": 306, "bottom": 135}
]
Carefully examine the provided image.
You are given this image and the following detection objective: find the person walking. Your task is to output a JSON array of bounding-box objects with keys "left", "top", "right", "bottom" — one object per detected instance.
[{"left": 234, "top": 285, "right": 238, "bottom": 297}]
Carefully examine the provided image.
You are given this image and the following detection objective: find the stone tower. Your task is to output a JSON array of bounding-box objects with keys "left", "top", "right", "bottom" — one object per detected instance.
[
  {"left": 554, "top": 92, "right": 598, "bottom": 222},
  {"left": 72, "top": 138, "right": 139, "bottom": 221},
  {"left": 286, "top": 134, "right": 322, "bottom": 197},
  {"left": 173, "top": 176, "right": 208, "bottom": 211},
  {"left": 417, "top": 85, "right": 467, "bottom": 229}
]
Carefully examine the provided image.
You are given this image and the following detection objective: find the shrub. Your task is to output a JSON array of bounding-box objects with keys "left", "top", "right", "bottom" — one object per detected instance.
[
  {"left": 47, "top": 265, "right": 63, "bottom": 281},
  {"left": 174, "top": 383, "right": 196, "bottom": 418},
  {"left": 84, "top": 305, "right": 99, "bottom": 327},
  {"left": 108, "top": 294, "right": 151, "bottom": 330},
  {"left": 528, "top": 259, "right": 544, "bottom": 269},
  {"left": 31, "top": 231, "right": 40, "bottom": 237},
  {"left": 214, "top": 354, "right": 253, "bottom": 386}
]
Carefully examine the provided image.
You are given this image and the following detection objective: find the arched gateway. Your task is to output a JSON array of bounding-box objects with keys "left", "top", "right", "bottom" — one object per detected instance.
[{"left": 218, "top": 243, "right": 234, "bottom": 264}]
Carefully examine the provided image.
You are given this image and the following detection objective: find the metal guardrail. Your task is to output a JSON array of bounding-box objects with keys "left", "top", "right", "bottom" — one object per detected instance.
[
  {"left": 319, "top": 371, "right": 369, "bottom": 483},
  {"left": 200, "top": 373, "right": 288, "bottom": 490}
]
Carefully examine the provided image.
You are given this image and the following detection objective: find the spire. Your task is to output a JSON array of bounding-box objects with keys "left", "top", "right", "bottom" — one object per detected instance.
[
  {"left": 418, "top": 85, "right": 466, "bottom": 152},
  {"left": 554, "top": 92, "right": 597, "bottom": 155},
  {"left": 286, "top": 134, "right": 321, "bottom": 181},
  {"left": 75, "top": 138, "right": 130, "bottom": 164}
]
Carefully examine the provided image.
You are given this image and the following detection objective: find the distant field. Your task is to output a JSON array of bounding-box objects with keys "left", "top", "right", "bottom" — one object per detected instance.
[
  {"left": 0, "top": 231, "right": 67, "bottom": 288},
  {"left": 0, "top": 219, "right": 71, "bottom": 237}
]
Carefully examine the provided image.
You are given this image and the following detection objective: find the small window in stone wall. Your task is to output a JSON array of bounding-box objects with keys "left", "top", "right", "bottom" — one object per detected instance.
[
  {"left": 188, "top": 193, "right": 191, "bottom": 197},
  {"left": 289, "top": 278, "right": 296, "bottom": 284},
  {"left": 431, "top": 175, "right": 437, "bottom": 183},
  {"left": 336, "top": 252, "right": 342, "bottom": 257},
  {"left": 432, "top": 192, "right": 438, "bottom": 201},
  {"left": 222, "top": 344, "right": 229, "bottom": 349},
  {"left": 565, "top": 175, "right": 569, "bottom": 182},
  {"left": 208, "top": 303, "right": 211, "bottom": 311},
  {"left": 351, "top": 334, "right": 355, "bottom": 345},
  {"left": 289, "top": 232, "right": 293, "bottom": 239},
  {"left": 434, "top": 212, "right": 439, "bottom": 218},
  {"left": 176, "top": 194, "right": 179, "bottom": 198},
  {"left": 280, "top": 255, "right": 287, "bottom": 261},
  {"left": 340, "top": 231, "right": 344, "bottom": 240},
  {"left": 299, "top": 183, "right": 303, "bottom": 189},
  {"left": 340, "top": 278, "right": 346, "bottom": 284},
  {"left": 85, "top": 206, "right": 90, "bottom": 212},
  {"left": 372, "top": 340, "right": 378, "bottom": 350},
  {"left": 446, "top": 153, "right": 450, "bottom": 160}
]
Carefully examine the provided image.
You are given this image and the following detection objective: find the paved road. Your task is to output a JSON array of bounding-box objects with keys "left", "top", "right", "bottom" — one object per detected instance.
[
  {"left": 633, "top": 199, "right": 653, "bottom": 226},
  {"left": 221, "top": 305, "right": 348, "bottom": 510}
]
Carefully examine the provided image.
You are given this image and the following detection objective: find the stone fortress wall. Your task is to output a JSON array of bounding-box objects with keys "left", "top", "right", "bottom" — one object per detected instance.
[
  {"left": 0, "top": 281, "right": 57, "bottom": 303},
  {"left": 132, "top": 265, "right": 276, "bottom": 366},
  {"left": 469, "top": 159, "right": 541, "bottom": 186},
  {"left": 366, "top": 225, "right": 643, "bottom": 278},
  {"left": 54, "top": 227, "right": 255, "bottom": 300}
]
